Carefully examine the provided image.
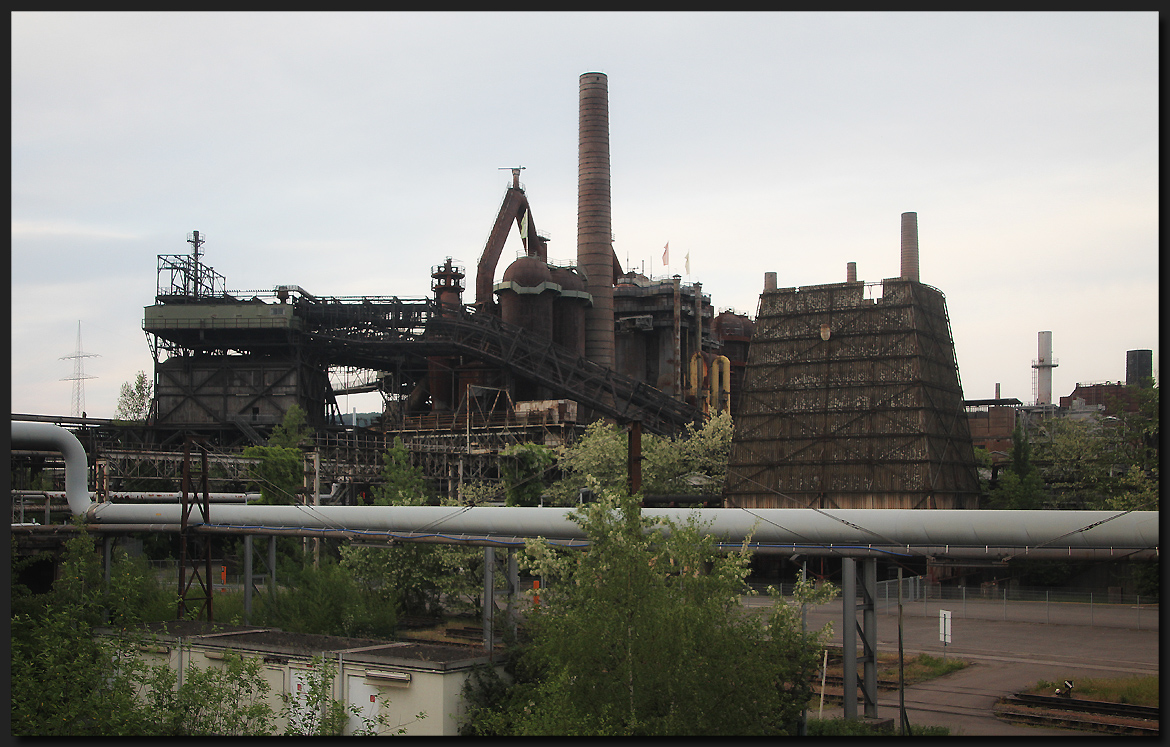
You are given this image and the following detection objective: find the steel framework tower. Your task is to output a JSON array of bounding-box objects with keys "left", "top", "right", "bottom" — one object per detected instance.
[{"left": 60, "top": 321, "right": 98, "bottom": 417}]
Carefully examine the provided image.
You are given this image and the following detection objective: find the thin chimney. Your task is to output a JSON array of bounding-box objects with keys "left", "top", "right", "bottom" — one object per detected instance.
[{"left": 900, "top": 212, "right": 919, "bottom": 282}]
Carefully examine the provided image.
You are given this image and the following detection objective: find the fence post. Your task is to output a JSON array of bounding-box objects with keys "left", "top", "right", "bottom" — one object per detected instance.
[
  {"left": 1046, "top": 590, "right": 1049, "bottom": 624},
  {"left": 1003, "top": 588, "right": 1007, "bottom": 622},
  {"left": 1137, "top": 594, "right": 1140, "bottom": 630},
  {"left": 962, "top": 586, "right": 966, "bottom": 618},
  {"left": 1090, "top": 592, "right": 1093, "bottom": 628}
]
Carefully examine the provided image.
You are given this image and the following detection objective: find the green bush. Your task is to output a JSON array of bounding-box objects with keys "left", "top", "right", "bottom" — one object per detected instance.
[
  {"left": 807, "top": 718, "right": 951, "bottom": 736},
  {"left": 251, "top": 558, "right": 398, "bottom": 639}
]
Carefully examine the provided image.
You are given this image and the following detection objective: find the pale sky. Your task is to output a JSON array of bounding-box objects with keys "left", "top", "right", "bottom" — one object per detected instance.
[{"left": 11, "top": 11, "right": 1159, "bottom": 418}]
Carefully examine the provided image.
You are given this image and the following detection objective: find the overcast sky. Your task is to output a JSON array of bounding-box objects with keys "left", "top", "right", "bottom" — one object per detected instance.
[{"left": 11, "top": 11, "right": 1159, "bottom": 418}]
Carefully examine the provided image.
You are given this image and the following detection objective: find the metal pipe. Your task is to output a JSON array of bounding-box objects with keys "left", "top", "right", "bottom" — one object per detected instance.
[
  {"left": 10, "top": 523, "right": 1154, "bottom": 559},
  {"left": 10, "top": 420, "right": 1157, "bottom": 556},
  {"left": 11, "top": 421, "right": 92, "bottom": 514},
  {"left": 80, "top": 504, "right": 1157, "bottom": 551},
  {"left": 26, "top": 491, "right": 262, "bottom": 503}
]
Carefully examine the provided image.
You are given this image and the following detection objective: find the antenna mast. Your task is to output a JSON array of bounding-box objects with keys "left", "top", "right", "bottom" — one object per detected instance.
[
  {"left": 187, "top": 230, "right": 205, "bottom": 298},
  {"left": 60, "top": 320, "right": 99, "bottom": 417}
]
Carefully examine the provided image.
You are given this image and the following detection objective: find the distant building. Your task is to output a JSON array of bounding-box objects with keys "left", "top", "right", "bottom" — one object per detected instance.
[
  {"left": 1059, "top": 382, "right": 1144, "bottom": 416},
  {"left": 964, "top": 397, "right": 1023, "bottom": 465}
]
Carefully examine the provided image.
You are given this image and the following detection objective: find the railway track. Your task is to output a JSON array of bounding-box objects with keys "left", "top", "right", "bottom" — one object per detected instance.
[
  {"left": 820, "top": 674, "right": 900, "bottom": 690},
  {"left": 994, "top": 693, "right": 1159, "bottom": 736}
]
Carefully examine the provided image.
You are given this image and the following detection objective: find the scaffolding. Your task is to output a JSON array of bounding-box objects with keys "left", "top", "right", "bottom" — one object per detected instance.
[{"left": 725, "top": 279, "right": 980, "bottom": 509}]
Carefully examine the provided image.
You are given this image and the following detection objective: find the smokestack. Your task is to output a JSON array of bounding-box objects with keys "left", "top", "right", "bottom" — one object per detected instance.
[
  {"left": 846, "top": 262, "right": 857, "bottom": 283},
  {"left": 995, "top": 382, "right": 1001, "bottom": 399},
  {"left": 578, "top": 72, "right": 615, "bottom": 369},
  {"left": 764, "top": 272, "right": 777, "bottom": 291},
  {"left": 1033, "top": 331, "right": 1057, "bottom": 406},
  {"left": 900, "top": 212, "right": 919, "bottom": 282}
]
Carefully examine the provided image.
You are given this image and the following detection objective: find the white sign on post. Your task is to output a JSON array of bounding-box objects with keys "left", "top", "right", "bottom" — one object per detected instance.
[{"left": 939, "top": 609, "right": 952, "bottom": 644}]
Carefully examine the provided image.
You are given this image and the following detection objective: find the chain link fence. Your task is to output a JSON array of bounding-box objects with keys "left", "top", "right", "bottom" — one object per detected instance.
[{"left": 756, "top": 577, "right": 1158, "bottom": 630}]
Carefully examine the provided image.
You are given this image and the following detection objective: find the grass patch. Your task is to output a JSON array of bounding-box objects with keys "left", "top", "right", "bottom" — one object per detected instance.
[
  {"left": 1027, "top": 675, "right": 1158, "bottom": 707},
  {"left": 898, "top": 653, "right": 969, "bottom": 684},
  {"left": 806, "top": 718, "right": 951, "bottom": 736}
]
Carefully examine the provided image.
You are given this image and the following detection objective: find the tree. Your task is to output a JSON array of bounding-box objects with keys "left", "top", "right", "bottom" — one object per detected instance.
[
  {"left": 372, "top": 437, "right": 429, "bottom": 505},
  {"left": 242, "top": 444, "right": 303, "bottom": 504},
  {"left": 1034, "top": 418, "right": 1108, "bottom": 508},
  {"left": 11, "top": 528, "right": 160, "bottom": 735},
  {"left": 11, "top": 528, "right": 412, "bottom": 736},
  {"left": 142, "top": 650, "right": 276, "bottom": 736},
  {"left": 339, "top": 437, "right": 484, "bottom": 617},
  {"left": 500, "top": 442, "right": 555, "bottom": 506},
  {"left": 268, "top": 404, "right": 312, "bottom": 449},
  {"left": 463, "top": 488, "right": 836, "bottom": 736},
  {"left": 987, "top": 425, "right": 1046, "bottom": 509},
  {"left": 1101, "top": 381, "right": 1159, "bottom": 510},
  {"left": 546, "top": 413, "right": 734, "bottom": 504},
  {"left": 115, "top": 370, "right": 152, "bottom": 422},
  {"left": 242, "top": 406, "right": 315, "bottom": 504},
  {"left": 1031, "top": 383, "right": 1160, "bottom": 511},
  {"left": 641, "top": 411, "right": 734, "bottom": 495},
  {"left": 253, "top": 557, "right": 398, "bottom": 639},
  {"left": 546, "top": 420, "right": 630, "bottom": 503}
]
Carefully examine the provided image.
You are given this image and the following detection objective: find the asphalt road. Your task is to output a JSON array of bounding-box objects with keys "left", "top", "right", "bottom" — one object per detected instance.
[{"left": 749, "top": 595, "right": 1159, "bottom": 736}]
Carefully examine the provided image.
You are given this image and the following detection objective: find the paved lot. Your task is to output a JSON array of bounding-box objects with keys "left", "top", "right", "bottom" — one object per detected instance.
[{"left": 752, "top": 596, "right": 1159, "bottom": 736}]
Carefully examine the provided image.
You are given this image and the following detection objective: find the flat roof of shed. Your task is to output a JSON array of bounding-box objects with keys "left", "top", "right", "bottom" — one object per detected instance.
[{"left": 131, "top": 620, "right": 494, "bottom": 669}]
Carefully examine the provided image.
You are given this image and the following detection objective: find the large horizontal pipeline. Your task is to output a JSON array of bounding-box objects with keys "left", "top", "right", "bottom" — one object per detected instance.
[
  {"left": 82, "top": 503, "right": 1158, "bottom": 553},
  {"left": 10, "top": 521, "right": 1156, "bottom": 560},
  {"left": 12, "top": 421, "right": 1160, "bottom": 558}
]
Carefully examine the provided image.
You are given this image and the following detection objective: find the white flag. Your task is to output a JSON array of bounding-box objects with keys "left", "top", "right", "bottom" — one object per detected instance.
[
  {"left": 685, "top": 250, "right": 690, "bottom": 275},
  {"left": 662, "top": 241, "right": 669, "bottom": 266},
  {"left": 520, "top": 210, "right": 529, "bottom": 241}
]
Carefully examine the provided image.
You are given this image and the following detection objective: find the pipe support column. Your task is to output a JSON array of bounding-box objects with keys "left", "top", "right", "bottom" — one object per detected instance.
[
  {"left": 483, "top": 546, "right": 495, "bottom": 653},
  {"left": 842, "top": 558, "right": 857, "bottom": 719}
]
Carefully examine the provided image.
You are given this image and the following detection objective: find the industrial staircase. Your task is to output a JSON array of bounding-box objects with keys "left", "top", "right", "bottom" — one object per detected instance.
[{"left": 297, "top": 299, "right": 701, "bottom": 435}]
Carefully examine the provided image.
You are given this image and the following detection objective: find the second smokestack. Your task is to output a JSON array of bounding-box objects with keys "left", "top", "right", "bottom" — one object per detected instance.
[
  {"left": 900, "top": 212, "right": 920, "bottom": 282},
  {"left": 578, "top": 72, "right": 615, "bottom": 369}
]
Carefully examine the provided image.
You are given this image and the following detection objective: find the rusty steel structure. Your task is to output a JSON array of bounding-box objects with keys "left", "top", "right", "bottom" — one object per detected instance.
[{"left": 725, "top": 224, "right": 980, "bottom": 509}]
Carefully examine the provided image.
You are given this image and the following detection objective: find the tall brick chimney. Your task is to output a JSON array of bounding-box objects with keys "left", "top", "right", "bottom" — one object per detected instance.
[{"left": 577, "top": 72, "right": 615, "bottom": 369}]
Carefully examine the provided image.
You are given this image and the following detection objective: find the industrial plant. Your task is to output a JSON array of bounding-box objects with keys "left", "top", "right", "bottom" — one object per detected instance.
[{"left": 10, "top": 72, "right": 1158, "bottom": 735}]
